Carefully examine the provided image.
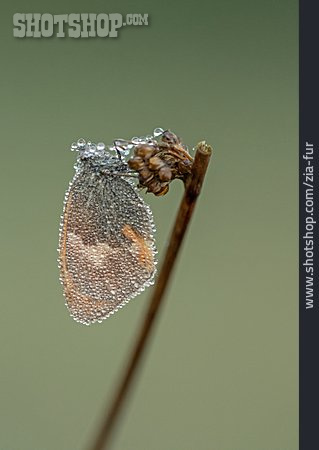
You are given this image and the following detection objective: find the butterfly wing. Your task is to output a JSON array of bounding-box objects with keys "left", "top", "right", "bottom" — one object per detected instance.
[{"left": 59, "top": 170, "right": 156, "bottom": 325}]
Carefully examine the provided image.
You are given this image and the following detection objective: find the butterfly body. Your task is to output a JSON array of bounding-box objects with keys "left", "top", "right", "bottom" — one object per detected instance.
[{"left": 58, "top": 140, "right": 156, "bottom": 325}]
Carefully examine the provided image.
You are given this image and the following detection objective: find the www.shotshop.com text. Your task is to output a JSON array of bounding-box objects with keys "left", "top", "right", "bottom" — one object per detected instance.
[{"left": 302, "top": 142, "right": 315, "bottom": 309}]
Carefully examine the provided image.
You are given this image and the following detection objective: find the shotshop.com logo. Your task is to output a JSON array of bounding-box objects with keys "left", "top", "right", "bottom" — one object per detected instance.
[{"left": 13, "top": 13, "right": 149, "bottom": 38}]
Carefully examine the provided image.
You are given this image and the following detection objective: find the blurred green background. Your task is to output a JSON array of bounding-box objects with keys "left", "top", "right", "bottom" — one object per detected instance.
[{"left": 0, "top": 0, "right": 297, "bottom": 449}]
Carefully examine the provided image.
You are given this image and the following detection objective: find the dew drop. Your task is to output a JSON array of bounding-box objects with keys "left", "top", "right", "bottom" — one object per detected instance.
[
  {"left": 153, "top": 127, "right": 164, "bottom": 137},
  {"left": 114, "top": 139, "right": 129, "bottom": 148},
  {"left": 77, "top": 138, "right": 86, "bottom": 148},
  {"left": 97, "top": 142, "right": 106, "bottom": 151},
  {"left": 119, "top": 148, "right": 130, "bottom": 156}
]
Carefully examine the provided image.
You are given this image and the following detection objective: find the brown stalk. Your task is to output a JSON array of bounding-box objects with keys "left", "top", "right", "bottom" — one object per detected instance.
[{"left": 89, "top": 141, "right": 212, "bottom": 450}]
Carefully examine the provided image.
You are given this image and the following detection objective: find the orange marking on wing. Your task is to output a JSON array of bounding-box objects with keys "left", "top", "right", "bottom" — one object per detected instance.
[{"left": 122, "top": 224, "right": 154, "bottom": 273}]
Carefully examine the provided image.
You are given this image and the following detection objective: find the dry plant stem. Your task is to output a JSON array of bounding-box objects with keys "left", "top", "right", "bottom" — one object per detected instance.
[{"left": 90, "top": 142, "right": 212, "bottom": 450}]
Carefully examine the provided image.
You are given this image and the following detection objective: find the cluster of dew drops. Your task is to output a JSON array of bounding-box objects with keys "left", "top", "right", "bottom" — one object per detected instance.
[{"left": 69, "top": 128, "right": 168, "bottom": 166}]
